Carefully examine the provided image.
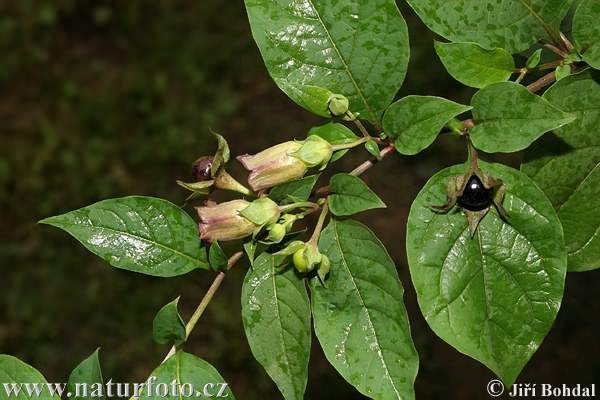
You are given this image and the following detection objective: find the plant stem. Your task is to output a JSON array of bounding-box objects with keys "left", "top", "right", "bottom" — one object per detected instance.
[
  {"left": 540, "top": 40, "right": 568, "bottom": 58},
  {"left": 308, "top": 203, "right": 329, "bottom": 244},
  {"left": 331, "top": 137, "right": 370, "bottom": 151},
  {"left": 353, "top": 118, "right": 372, "bottom": 138},
  {"left": 526, "top": 70, "right": 556, "bottom": 93},
  {"left": 130, "top": 251, "right": 243, "bottom": 400},
  {"left": 279, "top": 202, "right": 320, "bottom": 213}
]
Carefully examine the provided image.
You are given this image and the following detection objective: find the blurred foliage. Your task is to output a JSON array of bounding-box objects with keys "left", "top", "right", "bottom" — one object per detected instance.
[{"left": 1, "top": 1, "right": 598, "bottom": 399}]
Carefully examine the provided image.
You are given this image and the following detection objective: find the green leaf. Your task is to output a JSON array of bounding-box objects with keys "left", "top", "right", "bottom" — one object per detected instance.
[
  {"left": 406, "top": 161, "right": 567, "bottom": 385},
  {"left": 275, "top": 81, "right": 334, "bottom": 118},
  {"left": 406, "top": 0, "right": 571, "bottom": 53},
  {"left": 245, "top": 0, "right": 410, "bottom": 128},
  {"left": 522, "top": 71, "right": 600, "bottom": 271},
  {"left": 0, "top": 355, "right": 60, "bottom": 399},
  {"left": 139, "top": 351, "right": 235, "bottom": 399},
  {"left": 310, "top": 219, "right": 418, "bottom": 400},
  {"left": 308, "top": 122, "right": 358, "bottom": 162},
  {"left": 383, "top": 95, "right": 472, "bottom": 155},
  {"left": 209, "top": 241, "right": 228, "bottom": 272},
  {"left": 364, "top": 140, "right": 380, "bottom": 157},
  {"left": 39, "top": 196, "right": 208, "bottom": 277},
  {"left": 526, "top": 49, "right": 543, "bottom": 69},
  {"left": 434, "top": 41, "right": 515, "bottom": 88},
  {"left": 555, "top": 64, "right": 571, "bottom": 81},
  {"left": 243, "top": 240, "right": 258, "bottom": 266},
  {"left": 241, "top": 253, "right": 311, "bottom": 400},
  {"left": 153, "top": 297, "right": 186, "bottom": 346},
  {"left": 269, "top": 175, "right": 320, "bottom": 206},
  {"left": 470, "top": 82, "right": 576, "bottom": 153},
  {"left": 67, "top": 349, "right": 104, "bottom": 400},
  {"left": 582, "top": 44, "right": 600, "bottom": 69},
  {"left": 329, "top": 173, "right": 386, "bottom": 216},
  {"left": 573, "top": 0, "right": 600, "bottom": 69}
]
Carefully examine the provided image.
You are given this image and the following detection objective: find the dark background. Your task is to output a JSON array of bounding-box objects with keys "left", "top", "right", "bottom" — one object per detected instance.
[{"left": 1, "top": 1, "right": 598, "bottom": 399}]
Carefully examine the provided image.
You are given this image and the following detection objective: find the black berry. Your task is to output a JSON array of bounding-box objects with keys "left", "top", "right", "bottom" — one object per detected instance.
[
  {"left": 459, "top": 174, "right": 492, "bottom": 211},
  {"left": 193, "top": 156, "right": 214, "bottom": 181}
]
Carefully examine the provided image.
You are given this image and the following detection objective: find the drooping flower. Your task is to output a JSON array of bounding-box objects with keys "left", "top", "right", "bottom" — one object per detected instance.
[
  {"left": 237, "top": 136, "right": 333, "bottom": 191},
  {"left": 195, "top": 199, "right": 254, "bottom": 242}
]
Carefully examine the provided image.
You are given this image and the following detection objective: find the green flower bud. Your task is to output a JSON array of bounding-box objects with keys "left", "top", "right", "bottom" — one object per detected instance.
[
  {"left": 290, "top": 135, "right": 333, "bottom": 169},
  {"left": 327, "top": 93, "right": 349, "bottom": 117},
  {"left": 240, "top": 197, "right": 281, "bottom": 227}
]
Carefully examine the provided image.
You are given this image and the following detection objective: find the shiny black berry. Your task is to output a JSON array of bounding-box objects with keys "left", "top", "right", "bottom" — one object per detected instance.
[
  {"left": 192, "top": 156, "right": 214, "bottom": 181},
  {"left": 459, "top": 174, "right": 492, "bottom": 211}
]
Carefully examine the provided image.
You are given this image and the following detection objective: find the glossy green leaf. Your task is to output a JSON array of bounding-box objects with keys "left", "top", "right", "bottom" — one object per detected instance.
[
  {"left": 365, "top": 140, "right": 380, "bottom": 157},
  {"left": 275, "top": 81, "right": 334, "bottom": 118},
  {"left": 406, "top": 0, "right": 571, "bottom": 53},
  {"left": 434, "top": 41, "right": 515, "bottom": 88},
  {"left": 329, "top": 173, "right": 386, "bottom": 216},
  {"left": 67, "top": 349, "right": 104, "bottom": 400},
  {"left": 269, "top": 175, "right": 320, "bottom": 206},
  {"left": 406, "top": 161, "right": 567, "bottom": 385},
  {"left": 245, "top": 0, "right": 410, "bottom": 128},
  {"left": 573, "top": 0, "right": 600, "bottom": 69},
  {"left": 241, "top": 253, "right": 311, "bottom": 400},
  {"left": 522, "top": 71, "right": 600, "bottom": 271},
  {"left": 470, "top": 82, "right": 575, "bottom": 153},
  {"left": 139, "top": 351, "right": 235, "bottom": 399},
  {"left": 526, "top": 49, "right": 543, "bottom": 69},
  {"left": 0, "top": 355, "right": 60, "bottom": 399},
  {"left": 153, "top": 297, "right": 186, "bottom": 346},
  {"left": 311, "top": 219, "right": 419, "bottom": 400},
  {"left": 39, "top": 196, "right": 208, "bottom": 276},
  {"left": 209, "top": 241, "right": 228, "bottom": 272},
  {"left": 383, "top": 96, "right": 472, "bottom": 155},
  {"left": 308, "top": 122, "right": 358, "bottom": 162}
]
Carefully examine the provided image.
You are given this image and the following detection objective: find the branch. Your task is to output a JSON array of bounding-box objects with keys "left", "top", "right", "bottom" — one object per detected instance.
[
  {"left": 313, "top": 143, "right": 395, "bottom": 197},
  {"left": 130, "top": 251, "right": 244, "bottom": 400},
  {"left": 526, "top": 70, "right": 556, "bottom": 93}
]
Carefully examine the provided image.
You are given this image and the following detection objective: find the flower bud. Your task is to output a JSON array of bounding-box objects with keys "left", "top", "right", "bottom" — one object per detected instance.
[
  {"left": 327, "top": 93, "right": 349, "bottom": 117},
  {"left": 261, "top": 213, "right": 301, "bottom": 244},
  {"left": 195, "top": 199, "right": 254, "bottom": 242},
  {"left": 289, "top": 135, "right": 333, "bottom": 169},
  {"left": 240, "top": 197, "right": 281, "bottom": 227},
  {"left": 237, "top": 141, "right": 307, "bottom": 191}
]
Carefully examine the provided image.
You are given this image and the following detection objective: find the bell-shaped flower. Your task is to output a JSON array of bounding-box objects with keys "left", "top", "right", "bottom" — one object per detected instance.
[
  {"left": 237, "top": 136, "right": 333, "bottom": 191},
  {"left": 195, "top": 199, "right": 254, "bottom": 242}
]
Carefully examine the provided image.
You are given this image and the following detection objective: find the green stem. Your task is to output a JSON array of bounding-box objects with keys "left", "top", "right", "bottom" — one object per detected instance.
[
  {"left": 130, "top": 251, "right": 243, "bottom": 400},
  {"left": 331, "top": 137, "right": 370, "bottom": 151},
  {"left": 278, "top": 202, "right": 320, "bottom": 213},
  {"left": 353, "top": 117, "right": 372, "bottom": 138},
  {"left": 308, "top": 203, "right": 329, "bottom": 244}
]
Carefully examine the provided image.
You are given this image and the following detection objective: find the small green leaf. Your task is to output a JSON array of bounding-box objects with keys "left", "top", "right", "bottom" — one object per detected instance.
[
  {"left": 308, "top": 123, "right": 358, "bottom": 162},
  {"left": 406, "top": 161, "right": 567, "bottom": 385},
  {"left": 0, "top": 355, "right": 60, "bottom": 399},
  {"left": 67, "top": 349, "right": 104, "bottom": 400},
  {"left": 434, "top": 41, "right": 515, "bottom": 88},
  {"left": 269, "top": 175, "right": 320, "bottom": 206},
  {"left": 364, "top": 140, "right": 380, "bottom": 157},
  {"left": 243, "top": 240, "right": 258, "bottom": 266},
  {"left": 470, "top": 81, "right": 575, "bottom": 153},
  {"left": 406, "top": 0, "right": 571, "bottom": 53},
  {"left": 311, "top": 219, "right": 418, "bottom": 400},
  {"left": 242, "top": 253, "right": 311, "bottom": 400},
  {"left": 329, "top": 174, "right": 386, "bottom": 216},
  {"left": 209, "top": 241, "right": 228, "bottom": 272},
  {"left": 522, "top": 71, "right": 600, "bottom": 271},
  {"left": 526, "top": 49, "right": 543, "bottom": 69},
  {"left": 211, "top": 131, "right": 230, "bottom": 175},
  {"left": 153, "top": 297, "right": 186, "bottom": 346},
  {"left": 274, "top": 81, "right": 334, "bottom": 118},
  {"left": 139, "top": 351, "right": 235, "bottom": 400},
  {"left": 39, "top": 196, "right": 208, "bottom": 276},
  {"left": 573, "top": 0, "right": 600, "bottom": 69},
  {"left": 555, "top": 64, "right": 571, "bottom": 81},
  {"left": 383, "top": 95, "right": 471, "bottom": 155},
  {"left": 245, "top": 0, "right": 410, "bottom": 128}
]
